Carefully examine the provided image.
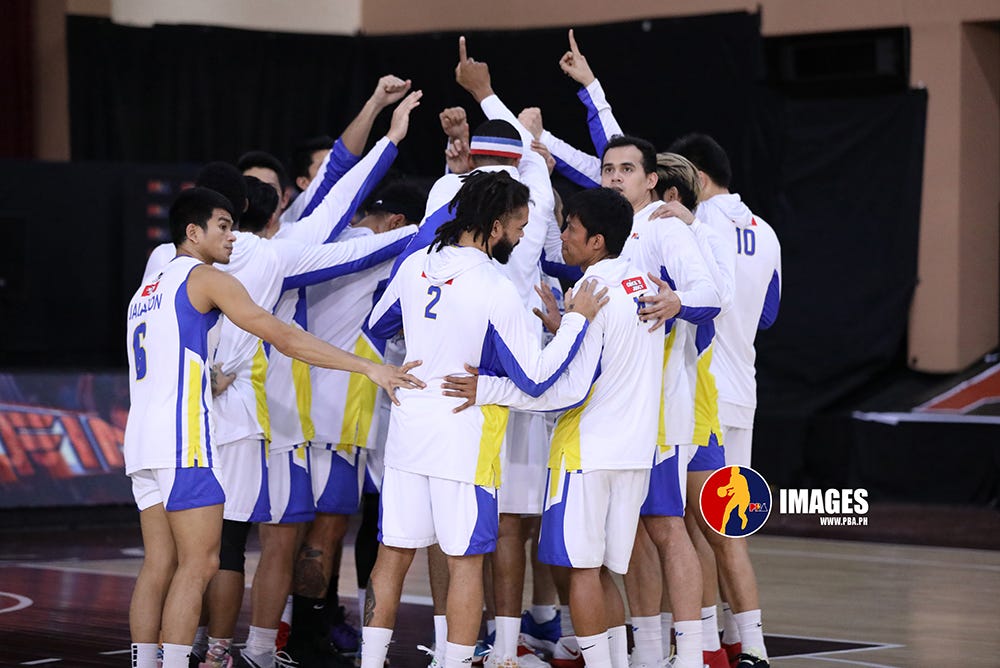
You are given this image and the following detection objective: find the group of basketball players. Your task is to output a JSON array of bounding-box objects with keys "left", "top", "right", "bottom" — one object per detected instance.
[{"left": 124, "top": 29, "right": 781, "bottom": 668}]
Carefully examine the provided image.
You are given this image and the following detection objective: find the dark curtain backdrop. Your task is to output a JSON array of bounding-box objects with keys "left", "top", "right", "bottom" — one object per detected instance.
[
  {"left": 0, "top": 0, "right": 35, "bottom": 158},
  {"left": 67, "top": 14, "right": 764, "bottom": 188},
  {"left": 742, "top": 89, "right": 928, "bottom": 488}
]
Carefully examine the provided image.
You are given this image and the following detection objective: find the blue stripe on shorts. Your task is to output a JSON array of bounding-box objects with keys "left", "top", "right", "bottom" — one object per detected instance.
[
  {"left": 538, "top": 471, "right": 573, "bottom": 568},
  {"left": 641, "top": 453, "right": 684, "bottom": 517},
  {"left": 687, "top": 432, "right": 725, "bottom": 472},
  {"left": 275, "top": 450, "right": 316, "bottom": 523},
  {"left": 464, "top": 486, "right": 499, "bottom": 556},
  {"left": 315, "top": 450, "right": 362, "bottom": 515},
  {"left": 166, "top": 467, "right": 225, "bottom": 512}
]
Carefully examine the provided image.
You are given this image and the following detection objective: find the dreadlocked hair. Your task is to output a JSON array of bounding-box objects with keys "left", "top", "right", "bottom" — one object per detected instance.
[{"left": 431, "top": 170, "right": 530, "bottom": 254}]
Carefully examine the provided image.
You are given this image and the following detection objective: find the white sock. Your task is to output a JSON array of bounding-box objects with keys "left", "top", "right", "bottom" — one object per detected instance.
[
  {"left": 244, "top": 626, "right": 278, "bottom": 666},
  {"left": 734, "top": 609, "right": 767, "bottom": 659},
  {"left": 361, "top": 627, "right": 394, "bottom": 668},
  {"left": 192, "top": 627, "right": 208, "bottom": 658},
  {"left": 486, "top": 618, "right": 497, "bottom": 638},
  {"left": 530, "top": 604, "right": 557, "bottom": 624},
  {"left": 495, "top": 616, "right": 520, "bottom": 659},
  {"left": 607, "top": 625, "right": 628, "bottom": 668},
  {"left": 721, "top": 603, "right": 740, "bottom": 645},
  {"left": 358, "top": 588, "right": 367, "bottom": 624},
  {"left": 660, "top": 612, "right": 673, "bottom": 657},
  {"left": 630, "top": 615, "right": 663, "bottom": 665},
  {"left": 433, "top": 615, "right": 448, "bottom": 662},
  {"left": 444, "top": 642, "right": 476, "bottom": 668},
  {"left": 672, "top": 620, "right": 702, "bottom": 668},
  {"left": 559, "top": 605, "right": 576, "bottom": 637},
  {"left": 131, "top": 643, "right": 159, "bottom": 668},
  {"left": 576, "top": 631, "right": 612, "bottom": 668},
  {"left": 702, "top": 606, "right": 721, "bottom": 651},
  {"left": 160, "top": 643, "right": 190, "bottom": 668},
  {"left": 281, "top": 595, "right": 294, "bottom": 625}
]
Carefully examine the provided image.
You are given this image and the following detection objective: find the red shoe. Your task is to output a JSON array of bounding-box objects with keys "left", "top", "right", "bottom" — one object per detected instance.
[
  {"left": 703, "top": 648, "right": 729, "bottom": 668},
  {"left": 275, "top": 621, "right": 291, "bottom": 651},
  {"left": 722, "top": 642, "right": 742, "bottom": 667}
]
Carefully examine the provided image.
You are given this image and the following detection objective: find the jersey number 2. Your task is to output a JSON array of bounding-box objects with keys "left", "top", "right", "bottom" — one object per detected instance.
[
  {"left": 425, "top": 285, "right": 442, "bottom": 319},
  {"left": 132, "top": 322, "right": 148, "bottom": 380}
]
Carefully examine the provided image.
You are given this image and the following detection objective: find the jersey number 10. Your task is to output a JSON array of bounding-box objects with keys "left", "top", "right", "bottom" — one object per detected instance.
[{"left": 735, "top": 227, "right": 756, "bottom": 256}]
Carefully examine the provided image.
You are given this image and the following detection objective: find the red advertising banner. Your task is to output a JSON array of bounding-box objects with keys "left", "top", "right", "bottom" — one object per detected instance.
[{"left": 0, "top": 373, "right": 132, "bottom": 507}]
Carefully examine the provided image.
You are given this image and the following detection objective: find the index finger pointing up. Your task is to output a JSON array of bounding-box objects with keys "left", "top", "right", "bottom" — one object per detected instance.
[
  {"left": 568, "top": 28, "right": 581, "bottom": 55},
  {"left": 459, "top": 35, "right": 468, "bottom": 61}
]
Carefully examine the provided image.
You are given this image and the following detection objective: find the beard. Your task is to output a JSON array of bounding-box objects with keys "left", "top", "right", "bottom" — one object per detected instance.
[{"left": 491, "top": 237, "right": 516, "bottom": 264}]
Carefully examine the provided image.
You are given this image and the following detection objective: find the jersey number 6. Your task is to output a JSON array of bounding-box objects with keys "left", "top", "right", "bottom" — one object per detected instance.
[
  {"left": 425, "top": 285, "right": 442, "bottom": 320},
  {"left": 132, "top": 322, "right": 148, "bottom": 380}
]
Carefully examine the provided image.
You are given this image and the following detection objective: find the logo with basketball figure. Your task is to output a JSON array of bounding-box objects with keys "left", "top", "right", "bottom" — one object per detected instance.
[{"left": 699, "top": 466, "right": 772, "bottom": 537}]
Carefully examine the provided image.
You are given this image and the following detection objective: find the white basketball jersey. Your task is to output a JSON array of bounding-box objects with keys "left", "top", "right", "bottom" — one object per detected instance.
[
  {"left": 124, "top": 255, "right": 220, "bottom": 474},
  {"left": 621, "top": 201, "right": 721, "bottom": 450},
  {"left": 695, "top": 194, "right": 782, "bottom": 427}
]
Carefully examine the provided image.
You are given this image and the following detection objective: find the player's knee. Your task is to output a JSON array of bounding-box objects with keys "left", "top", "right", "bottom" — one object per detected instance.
[{"left": 219, "top": 519, "right": 251, "bottom": 573}]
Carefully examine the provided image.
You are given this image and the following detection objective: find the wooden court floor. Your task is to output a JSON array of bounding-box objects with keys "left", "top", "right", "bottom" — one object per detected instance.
[{"left": 1, "top": 521, "right": 998, "bottom": 667}]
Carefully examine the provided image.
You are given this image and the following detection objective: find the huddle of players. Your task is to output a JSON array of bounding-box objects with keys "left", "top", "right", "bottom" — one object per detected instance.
[{"left": 123, "top": 29, "right": 780, "bottom": 668}]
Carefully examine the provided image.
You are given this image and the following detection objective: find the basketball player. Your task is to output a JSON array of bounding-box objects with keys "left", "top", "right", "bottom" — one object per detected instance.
[
  {"left": 442, "top": 187, "right": 664, "bottom": 668},
  {"left": 124, "top": 187, "right": 424, "bottom": 668},
  {"left": 668, "top": 133, "right": 781, "bottom": 668},
  {"left": 359, "top": 171, "right": 607, "bottom": 668}
]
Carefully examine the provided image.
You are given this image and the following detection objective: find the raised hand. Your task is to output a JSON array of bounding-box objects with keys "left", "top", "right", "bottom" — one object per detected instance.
[
  {"left": 445, "top": 137, "right": 473, "bottom": 174},
  {"left": 517, "top": 107, "right": 544, "bottom": 140},
  {"left": 372, "top": 75, "right": 412, "bottom": 109},
  {"left": 455, "top": 35, "right": 494, "bottom": 102},
  {"left": 637, "top": 272, "right": 681, "bottom": 331},
  {"left": 439, "top": 106, "right": 470, "bottom": 141},
  {"left": 368, "top": 359, "right": 426, "bottom": 406},
  {"left": 386, "top": 90, "right": 423, "bottom": 144},
  {"left": 558, "top": 29, "right": 596, "bottom": 87},
  {"left": 565, "top": 278, "right": 609, "bottom": 321}
]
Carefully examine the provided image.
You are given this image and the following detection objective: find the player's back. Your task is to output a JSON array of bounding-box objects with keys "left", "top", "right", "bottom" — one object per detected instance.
[
  {"left": 370, "top": 245, "right": 516, "bottom": 486},
  {"left": 124, "top": 255, "right": 220, "bottom": 474},
  {"left": 552, "top": 257, "right": 664, "bottom": 471},
  {"left": 697, "top": 194, "right": 781, "bottom": 417}
]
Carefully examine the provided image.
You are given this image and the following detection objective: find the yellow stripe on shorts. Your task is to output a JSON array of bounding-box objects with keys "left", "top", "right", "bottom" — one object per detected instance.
[{"left": 475, "top": 405, "right": 509, "bottom": 488}]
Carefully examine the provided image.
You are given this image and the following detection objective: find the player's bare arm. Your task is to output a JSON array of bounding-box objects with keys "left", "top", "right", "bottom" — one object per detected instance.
[
  {"left": 340, "top": 74, "right": 413, "bottom": 154},
  {"left": 188, "top": 265, "right": 425, "bottom": 403}
]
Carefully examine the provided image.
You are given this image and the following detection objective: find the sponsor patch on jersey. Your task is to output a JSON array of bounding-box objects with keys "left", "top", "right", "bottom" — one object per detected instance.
[
  {"left": 141, "top": 281, "right": 160, "bottom": 297},
  {"left": 621, "top": 276, "right": 647, "bottom": 294},
  {"left": 630, "top": 231, "right": 640, "bottom": 239}
]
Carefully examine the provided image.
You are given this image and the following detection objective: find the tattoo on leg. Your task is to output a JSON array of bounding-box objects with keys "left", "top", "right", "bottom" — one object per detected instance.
[
  {"left": 364, "top": 578, "right": 376, "bottom": 626},
  {"left": 294, "top": 546, "right": 327, "bottom": 597}
]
